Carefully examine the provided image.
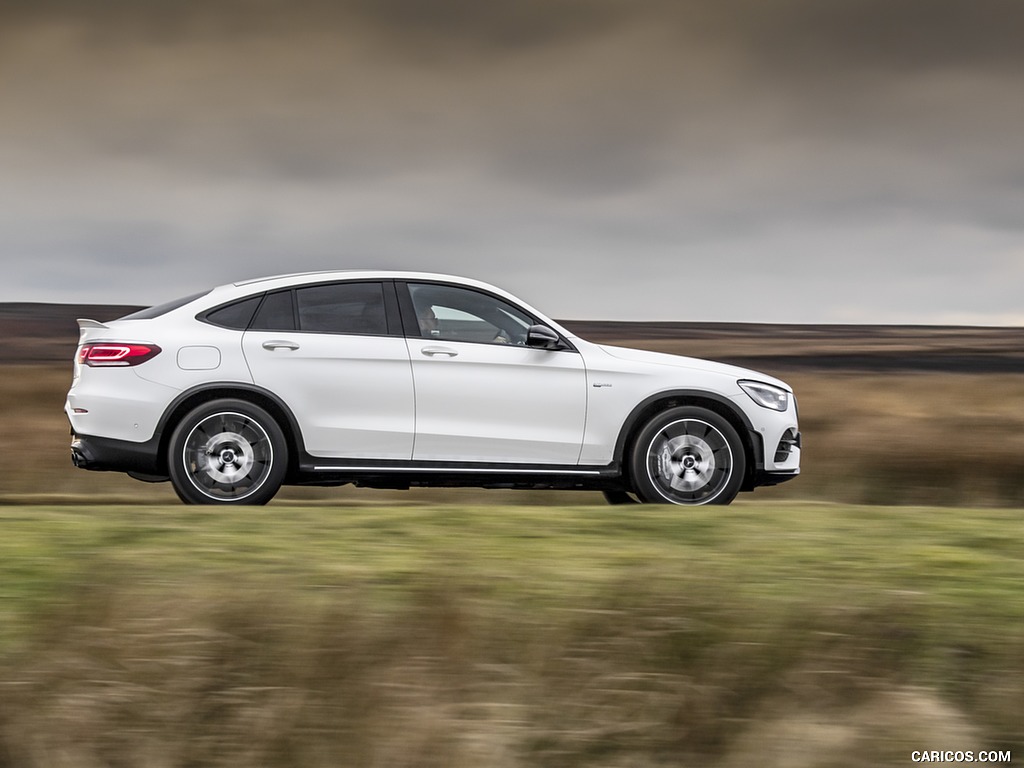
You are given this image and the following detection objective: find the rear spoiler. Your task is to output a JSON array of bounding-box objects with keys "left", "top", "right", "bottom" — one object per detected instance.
[
  {"left": 77, "top": 318, "right": 110, "bottom": 342},
  {"left": 77, "top": 319, "right": 110, "bottom": 330}
]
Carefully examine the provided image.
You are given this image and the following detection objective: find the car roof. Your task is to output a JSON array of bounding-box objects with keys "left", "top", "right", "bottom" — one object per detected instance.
[
  {"left": 188, "top": 270, "right": 573, "bottom": 337},
  {"left": 226, "top": 270, "right": 532, "bottom": 305},
  {"left": 232, "top": 270, "right": 491, "bottom": 290}
]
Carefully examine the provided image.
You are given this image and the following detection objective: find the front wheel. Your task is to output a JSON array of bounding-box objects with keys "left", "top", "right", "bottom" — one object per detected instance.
[
  {"left": 167, "top": 399, "right": 287, "bottom": 505},
  {"left": 629, "top": 406, "right": 745, "bottom": 506}
]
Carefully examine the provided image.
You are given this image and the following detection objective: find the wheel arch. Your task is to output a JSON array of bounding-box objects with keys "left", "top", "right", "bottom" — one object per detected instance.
[
  {"left": 154, "top": 383, "right": 306, "bottom": 480},
  {"left": 614, "top": 390, "right": 764, "bottom": 492}
]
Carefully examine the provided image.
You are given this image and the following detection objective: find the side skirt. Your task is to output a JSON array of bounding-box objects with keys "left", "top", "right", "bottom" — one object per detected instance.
[{"left": 292, "top": 459, "right": 623, "bottom": 491}]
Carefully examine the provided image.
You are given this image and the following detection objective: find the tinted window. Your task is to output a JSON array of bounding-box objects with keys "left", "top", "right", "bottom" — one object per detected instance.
[
  {"left": 203, "top": 295, "right": 262, "bottom": 330},
  {"left": 408, "top": 283, "right": 533, "bottom": 345},
  {"left": 118, "top": 290, "right": 211, "bottom": 320},
  {"left": 250, "top": 290, "right": 295, "bottom": 331},
  {"left": 296, "top": 282, "right": 387, "bottom": 335}
]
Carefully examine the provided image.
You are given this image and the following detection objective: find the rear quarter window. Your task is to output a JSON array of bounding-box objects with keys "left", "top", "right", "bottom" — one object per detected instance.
[
  {"left": 200, "top": 295, "right": 263, "bottom": 330},
  {"left": 250, "top": 290, "right": 296, "bottom": 331}
]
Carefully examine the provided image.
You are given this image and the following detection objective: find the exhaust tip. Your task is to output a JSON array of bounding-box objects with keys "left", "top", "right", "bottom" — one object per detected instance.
[{"left": 70, "top": 440, "right": 92, "bottom": 469}]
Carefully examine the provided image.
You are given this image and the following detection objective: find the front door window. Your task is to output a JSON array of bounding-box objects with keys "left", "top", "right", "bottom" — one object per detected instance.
[{"left": 408, "top": 283, "right": 532, "bottom": 346}]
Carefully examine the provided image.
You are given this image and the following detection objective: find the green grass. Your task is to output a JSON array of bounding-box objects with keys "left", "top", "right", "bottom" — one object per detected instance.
[{"left": 0, "top": 501, "right": 1021, "bottom": 766}]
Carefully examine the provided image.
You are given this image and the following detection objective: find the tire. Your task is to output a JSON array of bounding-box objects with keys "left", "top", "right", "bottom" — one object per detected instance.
[
  {"left": 629, "top": 406, "right": 745, "bottom": 506},
  {"left": 167, "top": 399, "right": 287, "bottom": 505}
]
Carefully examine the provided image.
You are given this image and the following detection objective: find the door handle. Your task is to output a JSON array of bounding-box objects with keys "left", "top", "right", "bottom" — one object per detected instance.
[
  {"left": 421, "top": 346, "right": 458, "bottom": 358},
  {"left": 262, "top": 340, "right": 300, "bottom": 351}
]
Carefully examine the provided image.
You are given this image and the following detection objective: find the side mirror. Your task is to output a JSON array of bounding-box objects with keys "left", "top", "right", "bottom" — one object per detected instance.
[{"left": 526, "top": 324, "right": 562, "bottom": 350}]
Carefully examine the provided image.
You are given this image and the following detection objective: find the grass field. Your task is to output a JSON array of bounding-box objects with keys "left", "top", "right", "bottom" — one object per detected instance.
[
  {"left": 2, "top": 339, "right": 1022, "bottom": 763},
  {"left": 1, "top": 502, "right": 1021, "bottom": 766}
]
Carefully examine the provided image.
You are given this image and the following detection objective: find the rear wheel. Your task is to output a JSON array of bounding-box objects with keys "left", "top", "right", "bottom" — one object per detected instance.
[
  {"left": 630, "top": 406, "right": 745, "bottom": 506},
  {"left": 168, "top": 399, "right": 287, "bottom": 505}
]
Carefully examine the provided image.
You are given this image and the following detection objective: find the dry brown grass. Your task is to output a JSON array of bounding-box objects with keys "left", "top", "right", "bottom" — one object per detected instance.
[
  {"left": 4, "top": 364, "right": 1019, "bottom": 507},
  {"left": 4, "top": 363, "right": 1023, "bottom": 505},
  {"left": 0, "top": 365, "right": 177, "bottom": 499},
  {"left": 775, "top": 372, "right": 1024, "bottom": 505}
]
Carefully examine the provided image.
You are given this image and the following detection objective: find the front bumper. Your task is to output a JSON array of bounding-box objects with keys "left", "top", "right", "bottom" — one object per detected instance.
[{"left": 752, "top": 468, "right": 801, "bottom": 488}]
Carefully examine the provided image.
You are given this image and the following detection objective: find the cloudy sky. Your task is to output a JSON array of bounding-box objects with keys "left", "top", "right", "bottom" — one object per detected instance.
[{"left": 2, "top": 0, "right": 1023, "bottom": 323}]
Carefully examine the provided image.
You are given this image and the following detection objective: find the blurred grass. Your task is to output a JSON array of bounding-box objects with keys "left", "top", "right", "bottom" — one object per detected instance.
[
  {"left": 0, "top": 502, "right": 1021, "bottom": 766},
  {"left": 6, "top": 364, "right": 1024, "bottom": 506},
  {"left": 773, "top": 371, "right": 1024, "bottom": 506}
]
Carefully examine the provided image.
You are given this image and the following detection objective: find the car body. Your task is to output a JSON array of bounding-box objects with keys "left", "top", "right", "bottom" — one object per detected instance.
[{"left": 66, "top": 271, "right": 800, "bottom": 505}]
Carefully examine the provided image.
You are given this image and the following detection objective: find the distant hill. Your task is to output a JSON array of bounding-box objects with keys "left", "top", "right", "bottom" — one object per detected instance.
[
  {"left": 559, "top": 321, "right": 1024, "bottom": 374},
  {"left": 2, "top": 303, "right": 1022, "bottom": 372},
  {"left": 0, "top": 303, "right": 142, "bottom": 364}
]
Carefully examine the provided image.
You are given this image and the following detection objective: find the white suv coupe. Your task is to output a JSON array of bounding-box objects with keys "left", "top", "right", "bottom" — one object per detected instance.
[{"left": 67, "top": 271, "right": 800, "bottom": 505}]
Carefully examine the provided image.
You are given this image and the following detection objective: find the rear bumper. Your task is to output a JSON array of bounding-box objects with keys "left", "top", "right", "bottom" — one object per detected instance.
[{"left": 71, "top": 433, "right": 163, "bottom": 475}]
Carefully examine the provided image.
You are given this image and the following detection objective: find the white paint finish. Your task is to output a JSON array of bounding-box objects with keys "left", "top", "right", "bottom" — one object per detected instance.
[
  {"left": 242, "top": 330, "right": 415, "bottom": 459},
  {"left": 573, "top": 340, "right": 797, "bottom": 466},
  {"left": 406, "top": 338, "right": 587, "bottom": 464},
  {"left": 65, "top": 367, "right": 177, "bottom": 442},
  {"left": 176, "top": 345, "right": 221, "bottom": 370},
  {"left": 128, "top": 322, "right": 253, "bottom": 391}
]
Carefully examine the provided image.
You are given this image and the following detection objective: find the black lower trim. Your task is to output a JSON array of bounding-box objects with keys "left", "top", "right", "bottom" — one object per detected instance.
[
  {"left": 71, "top": 433, "right": 163, "bottom": 475},
  {"left": 71, "top": 431, "right": 797, "bottom": 495},
  {"left": 295, "top": 458, "right": 622, "bottom": 490},
  {"left": 752, "top": 469, "right": 800, "bottom": 488}
]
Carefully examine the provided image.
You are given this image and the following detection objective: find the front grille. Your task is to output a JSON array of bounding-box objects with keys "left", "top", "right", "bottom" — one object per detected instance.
[{"left": 774, "top": 429, "right": 801, "bottom": 463}]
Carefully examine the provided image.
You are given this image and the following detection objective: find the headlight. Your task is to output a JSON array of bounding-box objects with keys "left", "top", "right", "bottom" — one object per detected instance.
[{"left": 738, "top": 380, "right": 790, "bottom": 412}]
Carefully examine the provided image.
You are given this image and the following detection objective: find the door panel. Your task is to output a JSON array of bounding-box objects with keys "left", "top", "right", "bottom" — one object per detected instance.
[
  {"left": 241, "top": 282, "right": 414, "bottom": 460},
  {"left": 402, "top": 282, "right": 587, "bottom": 464},
  {"left": 244, "top": 332, "right": 415, "bottom": 459},
  {"left": 407, "top": 343, "right": 586, "bottom": 464}
]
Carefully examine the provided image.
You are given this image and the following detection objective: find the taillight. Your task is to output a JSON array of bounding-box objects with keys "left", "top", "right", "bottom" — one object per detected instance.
[{"left": 78, "top": 343, "right": 162, "bottom": 367}]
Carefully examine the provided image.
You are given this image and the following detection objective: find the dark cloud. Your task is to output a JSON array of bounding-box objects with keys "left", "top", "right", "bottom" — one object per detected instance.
[
  {"left": 346, "top": 0, "right": 629, "bottom": 57},
  {"left": 0, "top": 0, "right": 628, "bottom": 53},
  {"left": 1, "top": 0, "right": 1022, "bottom": 321},
  {"left": 8, "top": 0, "right": 1024, "bottom": 66},
  {"left": 740, "top": 0, "right": 1024, "bottom": 76}
]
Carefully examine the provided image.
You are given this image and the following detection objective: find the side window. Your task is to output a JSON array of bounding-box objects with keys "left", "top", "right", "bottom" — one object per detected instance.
[
  {"left": 408, "top": 283, "right": 533, "bottom": 345},
  {"left": 250, "top": 290, "right": 295, "bottom": 331},
  {"left": 296, "top": 282, "right": 387, "bottom": 335},
  {"left": 202, "top": 295, "right": 262, "bottom": 330}
]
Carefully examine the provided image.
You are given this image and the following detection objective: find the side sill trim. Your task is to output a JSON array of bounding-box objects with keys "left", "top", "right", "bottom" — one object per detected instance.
[{"left": 310, "top": 465, "right": 604, "bottom": 475}]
